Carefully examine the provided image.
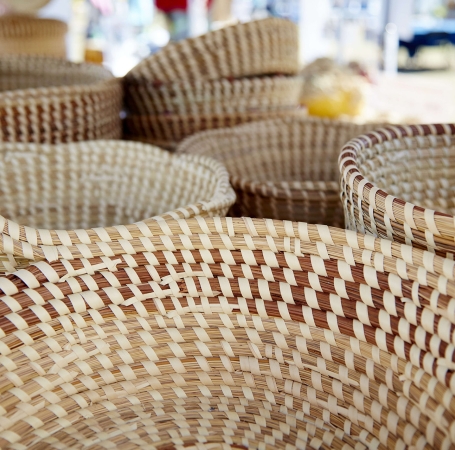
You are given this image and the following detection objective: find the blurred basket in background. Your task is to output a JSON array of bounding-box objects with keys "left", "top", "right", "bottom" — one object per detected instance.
[
  {"left": 339, "top": 123, "right": 455, "bottom": 256},
  {"left": 0, "top": 15, "right": 67, "bottom": 58},
  {"left": 0, "top": 140, "right": 235, "bottom": 272},
  {"left": 0, "top": 55, "right": 122, "bottom": 142},
  {"left": 123, "top": 108, "right": 306, "bottom": 151},
  {"left": 124, "top": 17, "right": 299, "bottom": 85},
  {"left": 0, "top": 217, "right": 453, "bottom": 449},
  {"left": 178, "top": 116, "right": 383, "bottom": 225}
]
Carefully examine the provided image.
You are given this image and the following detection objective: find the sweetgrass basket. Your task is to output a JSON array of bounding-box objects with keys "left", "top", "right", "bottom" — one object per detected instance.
[
  {"left": 0, "top": 55, "right": 121, "bottom": 143},
  {"left": 0, "top": 140, "right": 235, "bottom": 272},
  {"left": 123, "top": 108, "right": 307, "bottom": 150},
  {"left": 339, "top": 123, "right": 455, "bottom": 256},
  {"left": 125, "top": 18, "right": 299, "bottom": 86},
  {"left": 0, "top": 15, "right": 67, "bottom": 58},
  {"left": 178, "top": 116, "right": 383, "bottom": 225},
  {"left": 124, "top": 75, "right": 304, "bottom": 116},
  {"left": 0, "top": 217, "right": 453, "bottom": 449}
]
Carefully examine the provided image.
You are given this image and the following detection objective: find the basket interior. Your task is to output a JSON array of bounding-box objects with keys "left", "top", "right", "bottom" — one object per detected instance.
[
  {"left": 186, "top": 119, "right": 376, "bottom": 185},
  {"left": 0, "top": 141, "right": 220, "bottom": 229},
  {"left": 356, "top": 134, "right": 455, "bottom": 214},
  {"left": 0, "top": 57, "right": 112, "bottom": 92}
]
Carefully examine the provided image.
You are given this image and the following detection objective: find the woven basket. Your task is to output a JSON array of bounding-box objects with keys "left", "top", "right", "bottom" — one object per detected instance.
[
  {"left": 0, "top": 140, "right": 235, "bottom": 272},
  {"left": 0, "top": 55, "right": 121, "bottom": 143},
  {"left": 123, "top": 108, "right": 307, "bottom": 150},
  {"left": 0, "top": 217, "right": 453, "bottom": 449},
  {"left": 339, "top": 123, "right": 455, "bottom": 256},
  {"left": 0, "top": 15, "right": 67, "bottom": 58},
  {"left": 124, "top": 75, "right": 304, "bottom": 116},
  {"left": 125, "top": 18, "right": 299, "bottom": 86},
  {"left": 178, "top": 117, "right": 383, "bottom": 225}
]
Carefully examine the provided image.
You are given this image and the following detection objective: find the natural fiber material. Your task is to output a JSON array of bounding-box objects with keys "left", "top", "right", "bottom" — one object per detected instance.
[
  {"left": 0, "top": 15, "right": 67, "bottom": 58},
  {"left": 339, "top": 123, "right": 455, "bottom": 256},
  {"left": 124, "top": 75, "right": 304, "bottom": 116},
  {"left": 0, "top": 140, "right": 235, "bottom": 272},
  {"left": 125, "top": 18, "right": 299, "bottom": 86},
  {"left": 123, "top": 109, "right": 306, "bottom": 149},
  {"left": 0, "top": 217, "right": 453, "bottom": 449},
  {"left": 0, "top": 55, "right": 121, "bottom": 143},
  {"left": 178, "top": 117, "right": 383, "bottom": 225}
]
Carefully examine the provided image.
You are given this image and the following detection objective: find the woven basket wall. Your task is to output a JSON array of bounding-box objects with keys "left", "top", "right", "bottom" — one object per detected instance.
[
  {"left": 0, "top": 55, "right": 121, "bottom": 143},
  {"left": 0, "top": 217, "right": 453, "bottom": 449},
  {"left": 0, "top": 15, "right": 67, "bottom": 58},
  {"left": 123, "top": 108, "right": 307, "bottom": 151},
  {"left": 124, "top": 74, "right": 304, "bottom": 116},
  {"left": 0, "top": 140, "right": 235, "bottom": 272},
  {"left": 124, "top": 18, "right": 299, "bottom": 86},
  {"left": 339, "top": 123, "right": 455, "bottom": 257},
  {"left": 177, "top": 117, "right": 384, "bottom": 225}
]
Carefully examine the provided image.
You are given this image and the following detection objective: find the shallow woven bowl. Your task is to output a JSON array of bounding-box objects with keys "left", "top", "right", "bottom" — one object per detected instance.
[
  {"left": 0, "top": 140, "right": 235, "bottom": 272},
  {"left": 0, "top": 15, "right": 67, "bottom": 58},
  {"left": 339, "top": 123, "right": 455, "bottom": 256},
  {"left": 0, "top": 55, "right": 121, "bottom": 143},
  {"left": 0, "top": 217, "right": 453, "bottom": 449},
  {"left": 123, "top": 108, "right": 307, "bottom": 151},
  {"left": 178, "top": 117, "right": 383, "bottom": 225},
  {"left": 124, "top": 75, "right": 304, "bottom": 116},
  {"left": 125, "top": 17, "right": 299, "bottom": 86}
]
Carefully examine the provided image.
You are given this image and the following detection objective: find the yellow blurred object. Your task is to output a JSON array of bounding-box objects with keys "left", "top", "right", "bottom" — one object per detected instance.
[
  {"left": 84, "top": 48, "right": 103, "bottom": 65},
  {"left": 300, "top": 58, "right": 366, "bottom": 119}
]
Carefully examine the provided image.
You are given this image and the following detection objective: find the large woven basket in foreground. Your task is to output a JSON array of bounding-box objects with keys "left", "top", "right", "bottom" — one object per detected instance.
[
  {"left": 339, "top": 123, "right": 455, "bottom": 256},
  {"left": 0, "top": 55, "right": 121, "bottom": 142},
  {"left": 0, "top": 217, "right": 453, "bottom": 449},
  {"left": 178, "top": 117, "right": 383, "bottom": 225},
  {"left": 124, "top": 18, "right": 299, "bottom": 85},
  {"left": 0, "top": 15, "right": 67, "bottom": 58},
  {"left": 0, "top": 140, "right": 235, "bottom": 272}
]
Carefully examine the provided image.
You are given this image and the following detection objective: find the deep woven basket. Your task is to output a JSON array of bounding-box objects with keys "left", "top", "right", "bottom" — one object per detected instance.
[
  {"left": 0, "top": 217, "right": 453, "bottom": 449},
  {"left": 0, "top": 140, "right": 235, "bottom": 272},
  {"left": 178, "top": 117, "right": 383, "bottom": 225},
  {"left": 0, "top": 15, "right": 67, "bottom": 58},
  {"left": 0, "top": 55, "right": 121, "bottom": 143},
  {"left": 339, "top": 123, "right": 455, "bottom": 256},
  {"left": 124, "top": 75, "right": 304, "bottom": 116},
  {"left": 125, "top": 18, "right": 299, "bottom": 86},
  {"left": 123, "top": 108, "right": 307, "bottom": 150}
]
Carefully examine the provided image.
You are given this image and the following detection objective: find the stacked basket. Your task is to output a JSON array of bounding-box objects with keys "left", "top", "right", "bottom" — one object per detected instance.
[
  {"left": 339, "top": 123, "right": 455, "bottom": 256},
  {"left": 123, "top": 18, "right": 305, "bottom": 150},
  {"left": 0, "top": 217, "right": 453, "bottom": 449},
  {"left": 0, "top": 55, "right": 122, "bottom": 143},
  {"left": 178, "top": 116, "right": 383, "bottom": 226}
]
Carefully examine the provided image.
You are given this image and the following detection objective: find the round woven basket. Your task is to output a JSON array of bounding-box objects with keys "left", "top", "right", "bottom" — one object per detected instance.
[
  {"left": 124, "top": 75, "right": 304, "bottom": 116},
  {"left": 178, "top": 117, "right": 383, "bottom": 225},
  {"left": 123, "top": 108, "right": 307, "bottom": 150},
  {"left": 0, "top": 140, "right": 235, "bottom": 272},
  {"left": 339, "top": 123, "right": 455, "bottom": 256},
  {"left": 0, "top": 15, "right": 67, "bottom": 58},
  {"left": 125, "top": 18, "right": 299, "bottom": 86},
  {"left": 0, "top": 55, "right": 121, "bottom": 143},
  {"left": 0, "top": 217, "right": 453, "bottom": 449}
]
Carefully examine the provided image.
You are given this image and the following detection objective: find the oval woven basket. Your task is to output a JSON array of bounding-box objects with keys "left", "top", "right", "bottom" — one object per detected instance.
[
  {"left": 178, "top": 117, "right": 384, "bottom": 225},
  {"left": 0, "top": 140, "right": 235, "bottom": 272},
  {"left": 0, "top": 55, "right": 121, "bottom": 143},
  {"left": 123, "top": 108, "right": 307, "bottom": 150},
  {"left": 124, "top": 75, "right": 304, "bottom": 116},
  {"left": 339, "top": 123, "right": 455, "bottom": 256},
  {"left": 0, "top": 15, "right": 67, "bottom": 58},
  {"left": 125, "top": 17, "right": 299, "bottom": 86},
  {"left": 0, "top": 217, "right": 453, "bottom": 449}
]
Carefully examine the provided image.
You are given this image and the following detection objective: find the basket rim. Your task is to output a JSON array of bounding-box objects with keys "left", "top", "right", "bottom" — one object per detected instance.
[
  {"left": 0, "top": 140, "right": 236, "bottom": 253},
  {"left": 0, "top": 14, "right": 68, "bottom": 38},
  {"left": 338, "top": 123, "right": 455, "bottom": 236}
]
